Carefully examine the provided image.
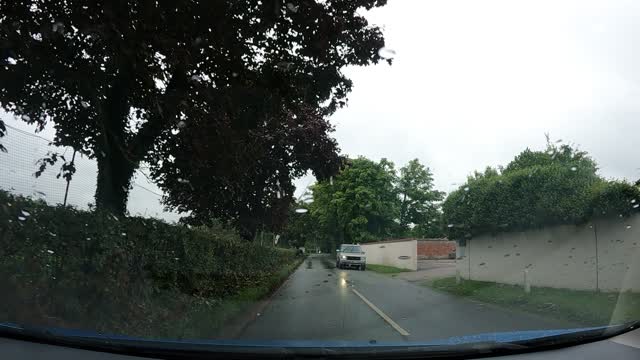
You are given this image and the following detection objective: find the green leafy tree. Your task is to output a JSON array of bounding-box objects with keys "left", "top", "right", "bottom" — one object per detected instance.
[
  {"left": 0, "top": 0, "right": 389, "bottom": 214},
  {"left": 280, "top": 201, "right": 316, "bottom": 249},
  {"left": 310, "top": 157, "right": 400, "bottom": 245},
  {"left": 397, "top": 159, "right": 444, "bottom": 237}
]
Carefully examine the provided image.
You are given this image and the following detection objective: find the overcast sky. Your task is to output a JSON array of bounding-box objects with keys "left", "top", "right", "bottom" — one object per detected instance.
[
  {"left": 3, "top": 0, "right": 640, "bottom": 217},
  {"left": 297, "top": 0, "right": 640, "bottom": 195}
]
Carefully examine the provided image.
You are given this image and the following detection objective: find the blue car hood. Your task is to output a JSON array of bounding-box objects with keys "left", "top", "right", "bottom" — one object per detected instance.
[{"left": 0, "top": 322, "right": 610, "bottom": 348}]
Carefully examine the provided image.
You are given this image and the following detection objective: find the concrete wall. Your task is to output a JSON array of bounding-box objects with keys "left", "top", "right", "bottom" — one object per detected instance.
[
  {"left": 456, "top": 215, "right": 640, "bottom": 291},
  {"left": 361, "top": 240, "right": 418, "bottom": 271},
  {"left": 417, "top": 240, "right": 456, "bottom": 259}
]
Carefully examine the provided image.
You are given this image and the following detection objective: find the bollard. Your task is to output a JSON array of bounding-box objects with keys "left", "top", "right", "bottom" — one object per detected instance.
[
  {"left": 456, "top": 269, "right": 461, "bottom": 284},
  {"left": 524, "top": 269, "right": 531, "bottom": 294}
]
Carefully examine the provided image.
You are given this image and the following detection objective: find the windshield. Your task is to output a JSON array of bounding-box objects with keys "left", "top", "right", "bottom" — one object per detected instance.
[
  {"left": 342, "top": 246, "right": 363, "bottom": 253},
  {"left": 0, "top": 0, "right": 639, "bottom": 356}
]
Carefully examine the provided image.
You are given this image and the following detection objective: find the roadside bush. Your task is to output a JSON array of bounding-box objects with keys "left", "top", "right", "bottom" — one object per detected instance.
[
  {"left": 443, "top": 145, "right": 640, "bottom": 239},
  {"left": 0, "top": 189, "right": 297, "bottom": 336}
]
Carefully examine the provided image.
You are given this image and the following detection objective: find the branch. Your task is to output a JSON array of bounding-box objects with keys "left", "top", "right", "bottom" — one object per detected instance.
[{"left": 128, "top": 64, "right": 188, "bottom": 162}]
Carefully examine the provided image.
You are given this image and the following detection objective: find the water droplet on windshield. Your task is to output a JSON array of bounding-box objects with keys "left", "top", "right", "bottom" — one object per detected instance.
[
  {"left": 464, "top": 187, "right": 469, "bottom": 192},
  {"left": 634, "top": 204, "right": 639, "bottom": 209},
  {"left": 52, "top": 22, "right": 64, "bottom": 33},
  {"left": 378, "top": 47, "right": 396, "bottom": 59},
  {"left": 177, "top": 120, "right": 186, "bottom": 128},
  {"left": 329, "top": 176, "right": 333, "bottom": 185},
  {"left": 48, "top": 232, "right": 57, "bottom": 237},
  {"left": 626, "top": 225, "right": 632, "bottom": 229},
  {"left": 32, "top": 190, "right": 46, "bottom": 200},
  {"left": 570, "top": 167, "right": 577, "bottom": 171},
  {"left": 121, "top": 232, "right": 127, "bottom": 236},
  {"left": 231, "top": 72, "right": 239, "bottom": 77},
  {"left": 177, "top": 178, "right": 189, "bottom": 184},
  {"left": 81, "top": 101, "right": 90, "bottom": 108},
  {"left": 632, "top": 199, "right": 637, "bottom": 204},
  {"left": 286, "top": 3, "right": 299, "bottom": 12},
  {"left": 276, "top": 61, "right": 293, "bottom": 71},
  {"left": 295, "top": 208, "right": 308, "bottom": 214},
  {"left": 47, "top": 249, "right": 54, "bottom": 254},
  {"left": 447, "top": 224, "right": 454, "bottom": 228},
  {"left": 21, "top": 115, "right": 31, "bottom": 121},
  {"left": 17, "top": 216, "right": 26, "bottom": 221},
  {"left": 21, "top": 210, "right": 31, "bottom": 217}
]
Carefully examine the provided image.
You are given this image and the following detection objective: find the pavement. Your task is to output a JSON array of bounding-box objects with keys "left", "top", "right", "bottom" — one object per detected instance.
[
  {"left": 393, "top": 259, "right": 457, "bottom": 282},
  {"left": 237, "top": 255, "right": 575, "bottom": 343}
]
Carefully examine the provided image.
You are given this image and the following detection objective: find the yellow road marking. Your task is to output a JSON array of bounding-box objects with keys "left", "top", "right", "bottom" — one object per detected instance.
[{"left": 351, "top": 288, "right": 410, "bottom": 336}]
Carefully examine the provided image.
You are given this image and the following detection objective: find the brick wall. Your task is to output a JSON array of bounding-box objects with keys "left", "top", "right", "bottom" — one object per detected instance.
[{"left": 417, "top": 239, "right": 456, "bottom": 259}]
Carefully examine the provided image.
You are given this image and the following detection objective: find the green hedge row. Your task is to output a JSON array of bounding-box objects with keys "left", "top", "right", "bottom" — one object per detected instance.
[
  {"left": 443, "top": 147, "right": 640, "bottom": 239},
  {"left": 0, "top": 190, "right": 297, "bottom": 336}
]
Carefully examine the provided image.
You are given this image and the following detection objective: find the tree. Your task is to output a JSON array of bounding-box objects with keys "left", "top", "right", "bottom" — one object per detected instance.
[
  {"left": 153, "top": 105, "right": 343, "bottom": 239},
  {"left": 0, "top": 0, "right": 389, "bottom": 214},
  {"left": 280, "top": 200, "right": 320, "bottom": 250},
  {"left": 397, "top": 159, "right": 444, "bottom": 237},
  {"left": 310, "top": 157, "right": 400, "bottom": 244}
]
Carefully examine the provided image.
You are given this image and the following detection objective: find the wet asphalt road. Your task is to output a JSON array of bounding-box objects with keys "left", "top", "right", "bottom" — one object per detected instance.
[{"left": 239, "top": 255, "right": 574, "bottom": 343}]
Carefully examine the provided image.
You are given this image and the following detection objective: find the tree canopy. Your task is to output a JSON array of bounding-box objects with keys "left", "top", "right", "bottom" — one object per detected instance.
[
  {"left": 303, "top": 157, "right": 445, "bottom": 249},
  {"left": 309, "top": 157, "right": 399, "bottom": 245},
  {"left": 0, "top": 0, "right": 389, "bottom": 216},
  {"left": 442, "top": 141, "right": 640, "bottom": 240},
  {"left": 153, "top": 105, "right": 343, "bottom": 239},
  {"left": 397, "top": 159, "right": 445, "bottom": 237}
]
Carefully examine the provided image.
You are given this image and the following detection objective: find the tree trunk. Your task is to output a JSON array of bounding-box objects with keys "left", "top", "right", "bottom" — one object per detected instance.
[
  {"left": 95, "top": 149, "right": 135, "bottom": 215},
  {"left": 94, "top": 60, "right": 136, "bottom": 215}
]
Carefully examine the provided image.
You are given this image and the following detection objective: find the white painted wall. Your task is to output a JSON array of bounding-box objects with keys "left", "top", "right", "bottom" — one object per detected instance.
[
  {"left": 456, "top": 215, "right": 640, "bottom": 291},
  {"left": 361, "top": 240, "right": 418, "bottom": 271},
  {"left": 594, "top": 216, "right": 640, "bottom": 292}
]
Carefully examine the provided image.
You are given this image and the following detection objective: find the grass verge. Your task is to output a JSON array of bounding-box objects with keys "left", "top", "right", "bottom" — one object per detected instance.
[
  {"left": 367, "top": 264, "right": 412, "bottom": 274},
  {"left": 206, "top": 257, "right": 305, "bottom": 338},
  {"left": 424, "top": 277, "right": 640, "bottom": 326}
]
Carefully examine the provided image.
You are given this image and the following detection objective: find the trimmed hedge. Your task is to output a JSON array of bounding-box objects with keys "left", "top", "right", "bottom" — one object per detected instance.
[
  {"left": 0, "top": 190, "right": 298, "bottom": 337},
  {"left": 443, "top": 147, "right": 640, "bottom": 239}
]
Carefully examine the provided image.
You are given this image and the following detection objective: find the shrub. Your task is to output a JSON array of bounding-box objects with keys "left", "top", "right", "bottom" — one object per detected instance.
[
  {"left": 443, "top": 146, "right": 640, "bottom": 239},
  {"left": 0, "top": 190, "right": 297, "bottom": 336}
]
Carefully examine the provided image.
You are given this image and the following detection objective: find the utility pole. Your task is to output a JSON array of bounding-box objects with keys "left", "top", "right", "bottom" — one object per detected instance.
[{"left": 62, "top": 149, "right": 77, "bottom": 206}]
